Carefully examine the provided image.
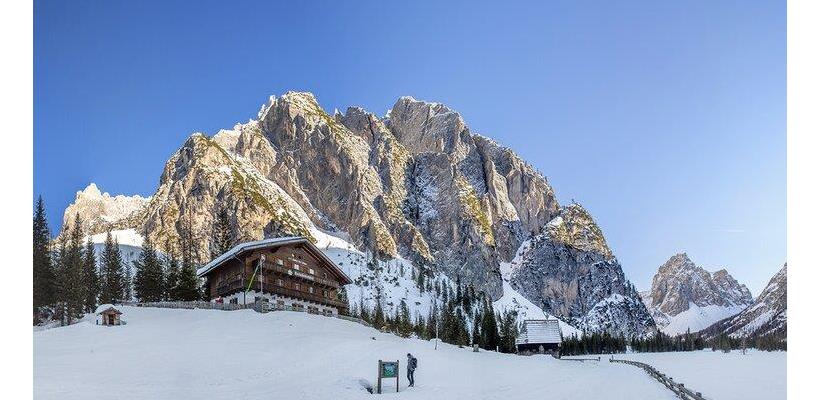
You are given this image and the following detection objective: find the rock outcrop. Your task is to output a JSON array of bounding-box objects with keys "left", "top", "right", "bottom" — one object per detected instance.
[{"left": 507, "top": 204, "right": 655, "bottom": 337}]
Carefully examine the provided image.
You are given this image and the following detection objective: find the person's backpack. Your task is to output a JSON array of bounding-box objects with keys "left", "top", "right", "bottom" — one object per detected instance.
[{"left": 411, "top": 356, "right": 418, "bottom": 369}]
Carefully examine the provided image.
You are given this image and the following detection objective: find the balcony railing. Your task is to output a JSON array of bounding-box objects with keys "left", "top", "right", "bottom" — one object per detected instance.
[{"left": 213, "top": 278, "right": 347, "bottom": 309}]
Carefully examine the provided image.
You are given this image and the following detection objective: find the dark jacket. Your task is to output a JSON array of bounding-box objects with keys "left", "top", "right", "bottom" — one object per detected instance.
[{"left": 407, "top": 355, "right": 417, "bottom": 371}]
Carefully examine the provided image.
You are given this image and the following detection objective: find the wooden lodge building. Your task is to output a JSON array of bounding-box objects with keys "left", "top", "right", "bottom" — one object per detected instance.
[
  {"left": 197, "top": 237, "right": 352, "bottom": 316},
  {"left": 515, "top": 319, "right": 563, "bottom": 355}
]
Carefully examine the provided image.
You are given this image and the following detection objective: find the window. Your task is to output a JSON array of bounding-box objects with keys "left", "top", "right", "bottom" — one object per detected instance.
[
  {"left": 292, "top": 303, "right": 303, "bottom": 309},
  {"left": 309, "top": 287, "right": 314, "bottom": 294},
  {"left": 323, "top": 272, "right": 328, "bottom": 279},
  {"left": 309, "top": 268, "right": 315, "bottom": 275},
  {"left": 276, "top": 259, "right": 284, "bottom": 266},
  {"left": 295, "top": 283, "right": 301, "bottom": 291},
  {"left": 276, "top": 278, "right": 283, "bottom": 286},
  {"left": 229, "top": 298, "right": 238, "bottom": 305},
  {"left": 276, "top": 300, "right": 285, "bottom": 306},
  {"left": 322, "top": 290, "right": 328, "bottom": 298},
  {"left": 294, "top": 265, "right": 300, "bottom": 271}
]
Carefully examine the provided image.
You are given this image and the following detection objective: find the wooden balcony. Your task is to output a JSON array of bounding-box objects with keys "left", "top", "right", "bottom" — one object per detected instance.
[
  {"left": 260, "top": 261, "right": 340, "bottom": 289},
  {"left": 214, "top": 278, "right": 347, "bottom": 310}
]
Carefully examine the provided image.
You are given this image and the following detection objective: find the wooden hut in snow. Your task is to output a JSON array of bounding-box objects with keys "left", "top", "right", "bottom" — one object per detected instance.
[
  {"left": 96, "top": 305, "right": 124, "bottom": 326},
  {"left": 516, "top": 319, "right": 562, "bottom": 355}
]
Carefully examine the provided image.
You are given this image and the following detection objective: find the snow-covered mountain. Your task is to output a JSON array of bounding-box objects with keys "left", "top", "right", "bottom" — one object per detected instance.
[
  {"left": 505, "top": 204, "right": 655, "bottom": 337},
  {"left": 59, "top": 91, "right": 652, "bottom": 336},
  {"left": 700, "top": 264, "right": 786, "bottom": 339},
  {"left": 642, "top": 253, "right": 753, "bottom": 335}
]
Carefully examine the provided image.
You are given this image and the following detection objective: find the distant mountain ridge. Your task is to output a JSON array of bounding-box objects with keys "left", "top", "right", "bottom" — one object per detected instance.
[
  {"left": 642, "top": 253, "right": 753, "bottom": 335},
  {"left": 60, "top": 91, "right": 654, "bottom": 337},
  {"left": 700, "top": 264, "right": 786, "bottom": 339}
]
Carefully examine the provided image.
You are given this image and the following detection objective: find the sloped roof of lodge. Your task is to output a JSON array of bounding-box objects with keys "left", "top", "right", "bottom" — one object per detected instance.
[
  {"left": 516, "top": 319, "right": 562, "bottom": 345},
  {"left": 196, "top": 236, "right": 352, "bottom": 285}
]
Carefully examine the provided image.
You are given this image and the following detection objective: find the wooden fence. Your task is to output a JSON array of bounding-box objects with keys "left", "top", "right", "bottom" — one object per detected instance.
[
  {"left": 122, "top": 301, "right": 371, "bottom": 327},
  {"left": 609, "top": 358, "right": 707, "bottom": 400}
]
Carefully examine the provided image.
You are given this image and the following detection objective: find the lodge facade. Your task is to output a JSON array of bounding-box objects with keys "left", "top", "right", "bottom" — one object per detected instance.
[{"left": 197, "top": 237, "right": 352, "bottom": 316}]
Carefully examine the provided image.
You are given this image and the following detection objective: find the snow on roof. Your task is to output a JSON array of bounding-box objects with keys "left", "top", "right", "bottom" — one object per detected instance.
[
  {"left": 196, "top": 237, "right": 352, "bottom": 284},
  {"left": 95, "top": 304, "right": 122, "bottom": 314},
  {"left": 197, "top": 237, "right": 304, "bottom": 276},
  {"left": 516, "top": 319, "right": 562, "bottom": 345}
]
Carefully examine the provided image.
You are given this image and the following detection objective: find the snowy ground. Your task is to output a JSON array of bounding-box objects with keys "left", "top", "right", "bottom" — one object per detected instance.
[
  {"left": 599, "top": 350, "right": 786, "bottom": 400},
  {"left": 34, "top": 306, "right": 677, "bottom": 400}
]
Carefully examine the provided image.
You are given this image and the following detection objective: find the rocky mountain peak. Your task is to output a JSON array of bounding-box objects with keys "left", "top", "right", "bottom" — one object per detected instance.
[
  {"left": 61, "top": 183, "right": 149, "bottom": 235},
  {"left": 645, "top": 253, "right": 753, "bottom": 334},
  {"left": 546, "top": 203, "right": 613, "bottom": 258}
]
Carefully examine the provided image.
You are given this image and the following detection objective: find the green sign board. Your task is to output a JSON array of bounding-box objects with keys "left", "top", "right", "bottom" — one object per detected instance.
[
  {"left": 381, "top": 362, "right": 398, "bottom": 378},
  {"left": 377, "top": 360, "right": 400, "bottom": 393}
]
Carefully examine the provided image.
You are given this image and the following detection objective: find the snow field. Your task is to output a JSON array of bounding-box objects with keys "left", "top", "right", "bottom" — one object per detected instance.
[
  {"left": 602, "top": 350, "right": 786, "bottom": 400},
  {"left": 35, "top": 306, "right": 676, "bottom": 400}
]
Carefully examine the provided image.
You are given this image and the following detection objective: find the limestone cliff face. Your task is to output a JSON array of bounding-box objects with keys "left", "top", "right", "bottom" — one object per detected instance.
[
  {"left": 61, "top": 183, "right": 149, "bottom": 234},
  {"left": 507, "top": 204, "right": 655, "bottom": 337},
  {"left": 60, "top": 92, "right": 648, "bottom": 333}
]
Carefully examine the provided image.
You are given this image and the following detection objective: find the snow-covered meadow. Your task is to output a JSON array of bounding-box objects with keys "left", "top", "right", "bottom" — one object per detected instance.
[
  {"left": 35, "top": 306, "right": 678, "bottom": 400},
  {"left": 606, "top": 350, "right": 786, "bottom": 400}
]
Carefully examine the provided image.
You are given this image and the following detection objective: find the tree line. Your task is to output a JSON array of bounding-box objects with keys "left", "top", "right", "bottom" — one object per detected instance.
[
  {"left": 348, "top": 272, "right": 520, "bottom": 353},
  {"left": 32, "top": 196, "right": 214, "bottom": 325}
]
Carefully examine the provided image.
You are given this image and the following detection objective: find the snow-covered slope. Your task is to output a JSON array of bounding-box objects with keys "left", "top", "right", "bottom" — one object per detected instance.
[{"left": 33, "top": 307, "right": 677, "bottom": 400}]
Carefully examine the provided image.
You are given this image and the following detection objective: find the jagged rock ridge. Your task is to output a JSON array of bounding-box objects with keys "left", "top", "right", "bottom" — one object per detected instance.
[
  {"left": 61, "top": 91, "right": 654, "bottom": 336},
  {"left": 700, "top": 264, "right": 786, "bottom": 339}
]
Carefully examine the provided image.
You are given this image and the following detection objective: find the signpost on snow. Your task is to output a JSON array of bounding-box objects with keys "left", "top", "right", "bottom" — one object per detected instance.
[{"left": 377, "top": 360, "right": 399, "bottom": 394}]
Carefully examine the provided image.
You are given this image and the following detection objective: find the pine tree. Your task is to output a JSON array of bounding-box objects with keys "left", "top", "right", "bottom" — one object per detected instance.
[
  {"left": 498, "top": 310, "right": 518, "bottom": 353},
  {"left": 33, "top": 196, "right": 55, "bottom": 323},
  {"left": 164, "top": 253, "right": 181, "bottom": 300},
  {"left": 55, "top": 214, "right": 86, "bottom": 324},
  {"left": 210, "top": 206, "right": 235, "bottom": 259},
  {"left": 122, "top": 241, "right": 133, "bottom": 302},
  {"left": 133, "top": 236, "right": 165, "bottom": 302},
  {"left": 82, "top": 237, "right": 100, "bottom": 313},
  {"left": 373, "top": 298, "right": 385, "bottom": 329},
  {"left": 175, "top": 211, "right": 202, "bottom": 301},
  {"left": 99, "top": 231, "right": 126, "bottom": 304}
]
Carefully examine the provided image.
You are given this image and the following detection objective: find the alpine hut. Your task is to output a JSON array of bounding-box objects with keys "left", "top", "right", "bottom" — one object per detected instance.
[
  {"left": 516, "top": 319, "right": 562, "bottom": 355},
  {"left": 197, "top": 237, "right": 352, "bottom": 316}
]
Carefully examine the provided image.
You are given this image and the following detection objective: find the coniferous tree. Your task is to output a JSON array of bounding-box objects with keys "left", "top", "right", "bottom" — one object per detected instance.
[
  {"left": 82, "top": 237, "right": 100, "bottom": 313},
  {"left": 164, "top": 253, "right": 181, "bottom": 300},
  {"left": 498, "top": 310, "right": 518, "bottom": 353},
  {"left": 56, "top": 214, "right": 86, "bottom": 324},
  {"left": 210, "top": 206, "right": 235, "bottom": 259},
  {"left": 99, "top": 231, "right": 126, "bottom": 304},
  {"left": 33, "top": 196, "right": 55, "bottom": 323},
  {"left": 122, "top": 240, "right": 133, "bottom": 302},
  {"left": 133, "top": 236, "right": 165, "bottom": 302},
  {"left": 175, "top": 212, "right": 202, "bottom": 301},
  {"left": 372, "top": 298, "right": 385, "bottom": 329}
]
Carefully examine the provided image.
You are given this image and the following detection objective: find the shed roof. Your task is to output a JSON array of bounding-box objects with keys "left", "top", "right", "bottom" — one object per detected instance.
[
  {"left": 95, "top": 304, "right": 122, "bottom": 315},
  {"left": 516, "top": 319, "right": 562, "bottom": 345},
  {"left": 196, "top": 236, "right": 352, "bottom": 285}
]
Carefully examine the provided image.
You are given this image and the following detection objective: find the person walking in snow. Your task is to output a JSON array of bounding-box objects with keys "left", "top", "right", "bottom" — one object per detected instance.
[{"left": 406, "top": 353, "right": 417, "bottom": 387}]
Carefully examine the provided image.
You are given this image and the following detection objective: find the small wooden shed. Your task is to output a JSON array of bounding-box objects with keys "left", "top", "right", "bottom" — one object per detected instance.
[
  {"left": 96, "top": 305, "right": 124, "bottom": 326},
  {"left": 516, "top": 319, "right": 562, "bottom": 355}
]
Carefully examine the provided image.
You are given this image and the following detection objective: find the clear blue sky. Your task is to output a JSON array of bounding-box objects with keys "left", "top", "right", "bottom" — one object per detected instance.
[{"left": 34, "top": 0, "right": 784, "bottom": 294}]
